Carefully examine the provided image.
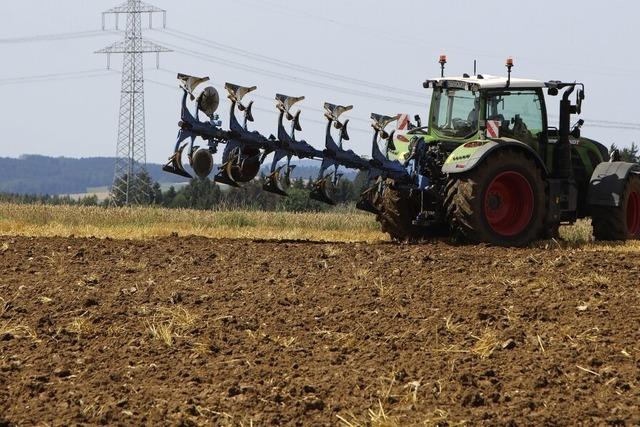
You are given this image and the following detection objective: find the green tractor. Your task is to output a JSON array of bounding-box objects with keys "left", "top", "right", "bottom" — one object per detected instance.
[
  {"left": 371, "top": 57, "right": 640, "bottom": 246},
  {"left": 166, "top": 58, "right": 639, "bottom": 247}
]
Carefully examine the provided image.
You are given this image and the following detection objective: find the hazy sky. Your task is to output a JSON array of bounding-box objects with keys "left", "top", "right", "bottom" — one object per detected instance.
[{"left": 1, "top": 0, "right": 639, "bottom": 165}]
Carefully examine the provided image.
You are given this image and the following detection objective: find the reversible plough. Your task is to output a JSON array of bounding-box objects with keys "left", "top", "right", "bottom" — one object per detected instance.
[{"left": 163, "top": 74, "right": 409, "bottom": 208}]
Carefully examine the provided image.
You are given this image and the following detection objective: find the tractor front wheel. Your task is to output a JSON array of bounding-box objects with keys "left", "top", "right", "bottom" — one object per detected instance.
[
  {"left": 445, "top": 149, "right": 546, "bottom": 247},
  {"left": 373, "top": 182, "right": 448, "bottom": 241},
  {"left": 591, "top": 174, "right": 640, "bottom": 240}
]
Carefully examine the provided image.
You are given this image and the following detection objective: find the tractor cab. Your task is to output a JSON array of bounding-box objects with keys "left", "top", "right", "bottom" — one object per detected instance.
[
  {"left": 421, "top": 75, "right": 549, "bottom": 156},
  {"left": 414, "top": 65, "right": 608, "bottom": 176}
]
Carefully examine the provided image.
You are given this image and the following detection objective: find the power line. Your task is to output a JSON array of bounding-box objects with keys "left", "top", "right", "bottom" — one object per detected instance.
[
  {"left": 156, "top": 27, "right": 426, "bottom": 100},
  {"left": 581, "top": 119, "right": 640, "bottom": 128},
  {"left": 547, "top": 114, "right": 640, "bottom": 130},
  {"left": 0, "top": 69, "right": 118, "bottom": 86},
  {"left": 151, "top": 37, "right": 640, "bottom": 130},
  {"left": 582, "top": 123, "right": 640, "bottom": 131},
  {"left": 236, "top": 0, "right": 639, "bottom": 78},
  {"left": 234, "top": 0, "right": 507, "bottom": 61},
  {"left": 147, "top": 38, "right": 427, "bottom": 108},
  {"left": 0, "top": 30, "right": 117, "bottom": 44}
]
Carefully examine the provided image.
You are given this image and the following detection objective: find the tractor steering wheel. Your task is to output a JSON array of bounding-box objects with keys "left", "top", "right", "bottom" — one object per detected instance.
[{"left": 452, "top": 118, "right": 471, "bottom": 130}]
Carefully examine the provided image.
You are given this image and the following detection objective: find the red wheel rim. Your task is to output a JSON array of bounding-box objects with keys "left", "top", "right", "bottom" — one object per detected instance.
[
  {"left": 484, "top": 171, "right": 534, "bottom": 237},
  {"left": 626, "top": 191, "right": 640, "bottom": 237}
]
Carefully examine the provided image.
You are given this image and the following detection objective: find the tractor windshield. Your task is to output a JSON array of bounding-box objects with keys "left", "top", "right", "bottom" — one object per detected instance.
[{"left": 431, "top": 88, "right": 479, "bottom": 138}]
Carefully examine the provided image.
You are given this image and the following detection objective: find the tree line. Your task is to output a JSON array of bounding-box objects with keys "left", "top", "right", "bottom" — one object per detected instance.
[
  {"left": 0, "top": 155, "right": 187, "bottom": 195},
  {"left": 0, "top": 170, "right": 370, "bottom": 212}
]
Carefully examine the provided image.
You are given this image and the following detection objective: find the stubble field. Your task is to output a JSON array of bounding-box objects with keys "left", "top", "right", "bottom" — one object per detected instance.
[{"left": 0, "top": 204, "right": 639, "bottom": 425}]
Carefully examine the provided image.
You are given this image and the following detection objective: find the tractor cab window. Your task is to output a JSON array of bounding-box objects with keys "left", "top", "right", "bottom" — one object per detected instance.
[
  {"left": 485, "top": 90, "right": 543, "bottom": 145},
  {"left": 432, "top": 88, "right": 479, "bottom": 138}
]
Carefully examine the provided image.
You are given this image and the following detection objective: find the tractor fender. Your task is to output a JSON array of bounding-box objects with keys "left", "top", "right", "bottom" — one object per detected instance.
[
  {"left": 442, "top": 138, "right": 548, "bottom": 176},
  {"left": 587, "top": 161, "right": 640, "bottom": 207}
]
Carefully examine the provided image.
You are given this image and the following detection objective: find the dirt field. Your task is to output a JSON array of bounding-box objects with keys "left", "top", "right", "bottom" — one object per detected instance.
[{"left": 1, "top": 235, "right": 639, "bottom": 426}]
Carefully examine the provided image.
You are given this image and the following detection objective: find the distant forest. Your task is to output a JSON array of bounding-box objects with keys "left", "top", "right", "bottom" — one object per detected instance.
[
  {"left": 0, "top": 155, "right": 341, "bottom": 196},
  {"left": 0, "top": 171, "right": 370, "bottom": 212},
  {"left": 0, "top": 155, "right": 186, "bottom": 195}
]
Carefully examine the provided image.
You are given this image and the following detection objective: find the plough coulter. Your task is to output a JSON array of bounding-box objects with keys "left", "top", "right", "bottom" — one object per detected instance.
[{"left": 165, "top": 58, "right": 640, "bottom": 246}]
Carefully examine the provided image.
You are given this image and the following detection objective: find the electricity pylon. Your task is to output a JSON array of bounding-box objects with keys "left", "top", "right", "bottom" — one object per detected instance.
[{"left": 97, "top": 0, "right": 170, "bottom": 205}]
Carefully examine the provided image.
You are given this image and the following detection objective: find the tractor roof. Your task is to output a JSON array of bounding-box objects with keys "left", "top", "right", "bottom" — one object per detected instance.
[{"left": 425, "top": 74, "right": 546, "bottom": 90}]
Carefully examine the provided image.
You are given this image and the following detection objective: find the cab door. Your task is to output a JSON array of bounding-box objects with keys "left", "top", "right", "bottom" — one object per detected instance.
[{"left": 485, "top": 88, "right": 548, "bottom": 157}]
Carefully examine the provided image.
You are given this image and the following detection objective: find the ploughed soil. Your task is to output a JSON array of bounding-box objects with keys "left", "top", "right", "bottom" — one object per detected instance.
[{"left": 1, "top": 236, "right": 639, "bottom": 426}]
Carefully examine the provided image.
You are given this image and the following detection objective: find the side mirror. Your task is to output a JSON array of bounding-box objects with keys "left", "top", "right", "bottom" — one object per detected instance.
[
  {"left": 547, "top": 87, "right": 558, "bottom": 96},
  {"left": 576, "top": 89, "right": 585, "bottom": 114},
  {"left": 571, "top": 119, "right": 584, "bottom": 139}
]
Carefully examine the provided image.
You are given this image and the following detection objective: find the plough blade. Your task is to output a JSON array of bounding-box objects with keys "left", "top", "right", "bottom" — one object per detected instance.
[
  {"left": 163, "top": 143, "right": 193, "bottom": 179},
  {"left": 371, "top": 113, "right": 400, "bottom": 135},
  {"left": 276, "top": 94, "right": 305, "bottom": 119},
  {"left": 177, "top": 73, "right": 210, "bottom": 100},
  {"left": 241, "top": 100, "right": 255, "bottom": 123},
  {"left": 356, "top": 184, "right": 380, "bottom": 214},
  {"left": 213, "top": 161, "right": 240, "bottom": 187},
  {"left": 367, "top": 113, "right": 408, "bottom": 181},
  {"left": 310, "top": 175, "right": 335, "bottom": 205},
  {"left": 263, "top": 167, "right": 289, "bottom": 196},
  {"left": 324, "top": 102, "right": 352, "bottom": 118},
  {"left": 340, "top": 119, "right": 350, "bottom": 141},
  {"left": 225, "top": 83, "right": 257, "bottom": 103},
  {"left": 356, "top": 197, "right": 378, "bottom": 214}
]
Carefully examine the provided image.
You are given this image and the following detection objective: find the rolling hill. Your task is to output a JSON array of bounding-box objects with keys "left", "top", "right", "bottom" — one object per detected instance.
[{"left": 0, "top": 155, "right": 351, "bottom": 195}]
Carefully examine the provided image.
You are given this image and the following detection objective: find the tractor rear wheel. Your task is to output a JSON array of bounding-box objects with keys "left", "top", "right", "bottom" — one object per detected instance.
[
  {"left": 373, "top": 182, "right": 447, "bottom": 241},
  {"left": 445, "top": 149, "right": 546, "bottom": 247},
  {"left": 591, "top": 174, "right": 640, "bottom": 240}
]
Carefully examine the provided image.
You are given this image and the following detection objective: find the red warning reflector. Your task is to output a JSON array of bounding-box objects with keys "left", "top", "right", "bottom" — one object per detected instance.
[
  {"left": 486, "top": 120, "right": 500, "bottom": 138},
  {"left": 397, "top": 113, "right": 409, "bottom": 131}
]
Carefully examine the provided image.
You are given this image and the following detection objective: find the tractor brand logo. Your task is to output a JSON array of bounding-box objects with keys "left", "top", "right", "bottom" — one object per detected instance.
[
  {"left": 396, "top": 113, "right": 410, "bottom": 143},
  {"left": 486, "top": 120, "right": 500, "bottom": 138}
]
